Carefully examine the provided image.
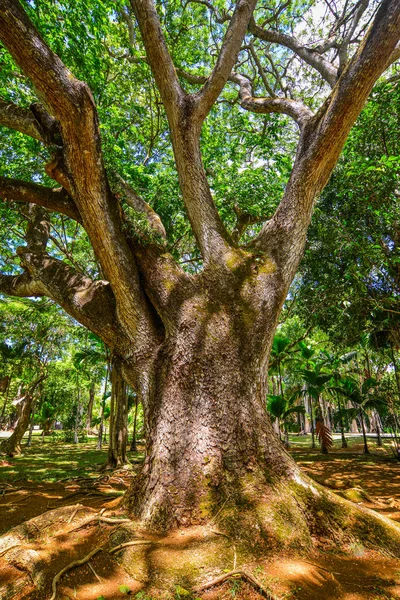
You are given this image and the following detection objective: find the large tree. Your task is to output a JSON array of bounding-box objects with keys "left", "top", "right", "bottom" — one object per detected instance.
[{"left": 0, "top": 0, "right": 400, "bottom": 541}]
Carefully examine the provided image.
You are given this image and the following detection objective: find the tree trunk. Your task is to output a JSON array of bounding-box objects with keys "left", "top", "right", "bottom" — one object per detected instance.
[
  {"left": 0, "top": 374, "right": 11, "bottom": 429},
  {"left": 337, "top": 398, "right": 348, "bottom": 449},
  {"left": 360, "top": 409, "right": 370, "bottom": 455},
  {"left": 124, "top": 312, "right": 298, "bottom": 531},
  {"left": 130, "top": 393, "right": 139, "bottom": 452},
  {"left": 73, "top": 389, "right": 82, "bottom": 445},
  {"left": 309, "top": 396, "right": 316, "bottom": 449},
  {"left": 0, "top": 376, "right": 44, "bottom": 456},
  {"left": 97, "top": 358, "right": 110, "bottom": 450},
  {"left": 86, "top": 383, "right": 95, "bottom": 434},
  {"left": 26, "top": 397, "right": 36, "bottom": 447},
  {"left": 371, "top": 409, "right": 383, "bottom": 447},
  {"left": 0, "top": 394, "right": 34, "bottom": 456},
  {"left": 104, "top": 358, "right": 129, "bottom": 468},
  {"left": 349, "top": 399, "right": 359, "bottom": 433},
  {"left": 42, "top": 418, "right": 53, "bottom": 435}
]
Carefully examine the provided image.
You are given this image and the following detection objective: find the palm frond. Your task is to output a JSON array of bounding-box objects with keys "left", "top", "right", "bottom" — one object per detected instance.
[{"left": 315, "top": 421, "right": 333, "bottom": 452}]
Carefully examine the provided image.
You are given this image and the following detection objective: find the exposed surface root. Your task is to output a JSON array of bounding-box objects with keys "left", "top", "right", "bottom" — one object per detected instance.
[
  {"left": 49, "top": 546, "right": 103, "bottom": 600},
  {"left": 1, "top": 471, "right": 400, "bottom": 599},
  {"left": 192, "top": 569, "right": 280, "bottom": 599},
  {"left": 70, "top": 515, "right": 131, "bottom": 531},
  {"left": 109, "top": 539, "right": 155, "bottom": 553}
]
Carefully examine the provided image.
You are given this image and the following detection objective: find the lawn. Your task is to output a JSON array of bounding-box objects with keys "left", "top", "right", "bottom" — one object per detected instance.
[{"left": 0, "top": 431, "right": 145, "bottom": 483}]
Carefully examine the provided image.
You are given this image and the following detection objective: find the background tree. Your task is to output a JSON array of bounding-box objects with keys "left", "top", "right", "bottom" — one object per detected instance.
[{"left": 0, "top": 298, "right": 66, "bottom": 454}]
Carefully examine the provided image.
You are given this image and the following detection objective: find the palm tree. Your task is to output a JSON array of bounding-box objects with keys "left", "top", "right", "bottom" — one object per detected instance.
[
  {"left": 335, "top": 376, "right": 383, "bottom": 455},
  {"left": 294, "top": 358, "right": 335, "bottom": 451},
  {"left": 269, "top": 335, "right": 292, "bottom": 401},
  {"left": 267, "top": 394, "right": 305, "bottom": 447}
]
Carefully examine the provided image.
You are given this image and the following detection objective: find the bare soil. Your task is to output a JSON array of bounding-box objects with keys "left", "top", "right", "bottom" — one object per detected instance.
[{"left": 1, "top": 443, "right": 400, "bottom": 599}]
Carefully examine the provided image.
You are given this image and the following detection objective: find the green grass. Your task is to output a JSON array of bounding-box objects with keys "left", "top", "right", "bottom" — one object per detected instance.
[
  {"left": 0, "top": 431, "right": 396, "bottom": 484},
  {"left": 0, "top": 433, "right": 145, "bottom": 482},
  {"left": 287, "top": 433, "right": 398, "bottom": 465}
]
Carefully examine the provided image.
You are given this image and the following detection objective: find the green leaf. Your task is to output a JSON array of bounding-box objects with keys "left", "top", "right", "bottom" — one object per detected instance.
[{"left": 119, "top": 584, "right": 132, "bottom": 594}]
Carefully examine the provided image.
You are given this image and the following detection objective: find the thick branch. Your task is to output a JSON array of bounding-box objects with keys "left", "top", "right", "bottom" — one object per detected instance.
[
  {"left": 337, "top": 0, "right": 369, "bottom": 71},
  {"left": 0, "top": 177, "right": 81, "bottom": 223},
  {"left": 129, "top": 0, "right": 183, "bottom": 119},
  {"left": 254, "top": 0, "right": 400, "bottom": 283},
  {"left": 180, "top": 68, "right": 313, "bottom": 126},
  {"left": 0, "top": 99, "right": 42, "bottom": 140},
  {"left": 0, "top": 256, "right": 123, "bottom": 351},
  {"left": 248, "top": 18, "right": 338, "bottom": 88},
  {"left": 0, "top": 272, "right": 43, "bottom": 297},
  {"left": 195, "top": 0, "right": 257, "bottom": 119},
  {"left": 0, "top": 1, "right": 84, "bottom": 120},
  {"left": 0, "top": 0, "right": 159, "bottom": 339},
  {"left": 387, "top": 43, "right": 400, "bottom": 67}
]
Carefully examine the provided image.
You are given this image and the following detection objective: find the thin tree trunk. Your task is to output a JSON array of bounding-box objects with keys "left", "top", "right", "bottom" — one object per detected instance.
[
  {"left": 73, "top": 383, "right": 82, "bottom": 444},
  {"left": 130, "top": 393, "right": 138, "bottom": 452},
  {"left": 0, "top": 374, "right": 11, "bottom": 429},
  {"left": 86, "top": 383, "right": 95, "bottom": 434},
  {"left": 104, "top": 358, "right": 129, "bottom": 468},
  {"left": 309, "top": 396, "right": 316, "bottom": 449},
  {"left": 390, "top": 343, "right": 400, "bottom": 403},
  {"left": 360, "top": 409, "right": 369, "bottom": 454},
  {"left": 337, "top": 397, "right": 348, "bottom": 449},
  {"left": 97, "top": 356, "right": 110, "bottom": 450},
  {"left": 372, "top": 409, "right": 383, "bottom": 447},
  {"left": 26, "top": 396, "right": 37, "bottom": 448},
  {"left": 0, "top": 376, "right": 44, "bottom": 456}
]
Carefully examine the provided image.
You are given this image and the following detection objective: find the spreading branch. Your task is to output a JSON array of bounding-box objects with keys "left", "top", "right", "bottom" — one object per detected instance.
[
  {"left": 129, "top": 0, "right": 184, "bottom": 120},
  {"left": 115, "top": 174, "right": 166, "bottom": 239},
  {"left": 0, "top": 177, "right": 81, "bottom": 223},
  {"left": 254, "top": 0, "right": 400, "bottom": 283},
  {"left": 0, "top": 99, "right": 43, "bottom": 140},
  {"left": 248, "top": 18, "right": 339, "bottom": 88},
  {"left": 0, "top": 0, "right": 159, "bottom": 339},
  {"left": 194, "top": 0, "right": 258, "bottom": 119},
  {"left": 0, "top": 272, "right": 43, "bottom": 298},
  {"left": 1, "top": 254, "right": 124, "bottom": 351},
  {"left": 179, "top": 68, "right": 313, "bottom": 126}
]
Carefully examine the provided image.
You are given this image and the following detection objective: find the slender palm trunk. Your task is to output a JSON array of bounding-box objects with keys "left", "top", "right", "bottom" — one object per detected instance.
[
  {"left": 130, "top": 394, "right": 139, "bottom": 452},
  {"left": 360, "top": 408, "right": 370, "bottom": 454},
  {"left": 86, "top": 383, "right": 95, "bottom": 434},
  {"left": 73, "top": 381, "right": 82, "bottom": 444},
  {"left": 309, "top": 396, "right": 316, "bottom": 449},
  {"left": 337, "top": 397, "right": 348, "bottom": 449},
  {"left": 97, "top": 358, "right": 110, "bottom": 450}
]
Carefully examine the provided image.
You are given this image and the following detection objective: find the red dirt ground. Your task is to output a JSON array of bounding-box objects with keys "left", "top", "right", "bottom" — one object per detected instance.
[{"left": 1, "top": 451, "right": 400, "bottom": 599}]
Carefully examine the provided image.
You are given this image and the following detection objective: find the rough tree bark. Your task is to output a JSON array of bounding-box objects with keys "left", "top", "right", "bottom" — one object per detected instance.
[{"left": 0, "top": 0, "right": 400, "bottom": 547}]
